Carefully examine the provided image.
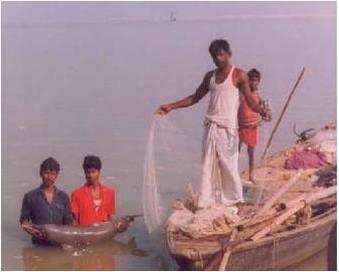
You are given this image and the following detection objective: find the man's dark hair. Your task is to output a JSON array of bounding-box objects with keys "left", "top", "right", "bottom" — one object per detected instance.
[
  {"left": 248, "top": 68, "right": 261, "bottom": 80},
  {"left": 83, "top": 155, "right": 102, "bottom": 171},
  {"left": 40, "top": 157, "right": 60, "bottom": 174},
  {"left": 209, "top": 39, "right": 231, "bottom": 55}
]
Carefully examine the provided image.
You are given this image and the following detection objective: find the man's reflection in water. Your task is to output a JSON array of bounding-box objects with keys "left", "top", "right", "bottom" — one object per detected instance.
[
  {"left": 21, "top": 237, "right": 148, "bottom": 270},
  {"left": 70, "top": 253, "right": 115, "bottom": 271},
  {"left": 21, "top": 246, "right": 71, "bottom": 270}
]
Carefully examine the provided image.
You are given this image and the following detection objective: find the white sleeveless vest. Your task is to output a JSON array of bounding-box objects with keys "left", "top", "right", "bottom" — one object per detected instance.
[{"left": 205, "top": 66, "right": 240, "bottom": 131}]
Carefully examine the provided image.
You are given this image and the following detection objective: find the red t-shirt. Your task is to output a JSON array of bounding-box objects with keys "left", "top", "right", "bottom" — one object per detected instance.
[{"left": 71, "top": 183, "right": 115, "bottom": 226}]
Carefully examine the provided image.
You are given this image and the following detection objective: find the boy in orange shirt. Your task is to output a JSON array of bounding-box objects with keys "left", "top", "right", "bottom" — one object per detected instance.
[
  {"left": 71, "top": 155, "right": 128, "bottom": 231},
  {"left": 238, "top": 69, "right": 271, "bottom": 183}
]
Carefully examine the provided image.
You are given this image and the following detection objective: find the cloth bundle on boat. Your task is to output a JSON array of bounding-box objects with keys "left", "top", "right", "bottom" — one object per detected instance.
[
  {"left": 307, "top": 125, "right": 337, "bottom": 164},
  {"left": 284, "top": 149, "right": 328, "bottom": 170},
  {"left": 167, "top": 204, "right": 240, "bottom": 239},
  {"left": 285, "top": 125, "right": 337, "bottom": 170}
]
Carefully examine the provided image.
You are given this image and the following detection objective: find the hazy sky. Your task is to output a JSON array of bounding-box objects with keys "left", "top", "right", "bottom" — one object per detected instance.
[{"left": 2, "top": 1, "right": 336, "bottom": 25}]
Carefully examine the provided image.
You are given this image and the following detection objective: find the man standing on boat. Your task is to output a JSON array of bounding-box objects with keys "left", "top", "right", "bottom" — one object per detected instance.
[{"left": 156, "top": 39, "right": 270, "bottom": 213}]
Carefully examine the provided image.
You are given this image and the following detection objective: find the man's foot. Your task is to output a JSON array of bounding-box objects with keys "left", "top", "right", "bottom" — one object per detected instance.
[
  {"left": 249, "top": 176, "right": 256, "bottom": 184},
  {"left": 242, "top": 179, "right": 256, "bottom": 189}
]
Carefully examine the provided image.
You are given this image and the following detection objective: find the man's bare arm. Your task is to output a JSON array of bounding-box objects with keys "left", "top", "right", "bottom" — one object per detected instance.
[
  {"left": 72, "top": 213, "right": 79, "bottom": 226},
  {"left": 155, "top": 71, "right": 213, "bottom": 115},
  {"left": 238, "top": 70, "right": 266, "bottom": 116},
  {"left": 21, "top": 221, "right": 44, "bottom": 238}
]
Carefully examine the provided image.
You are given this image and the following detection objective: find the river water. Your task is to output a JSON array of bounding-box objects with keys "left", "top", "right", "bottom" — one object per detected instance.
[{"left": 2, "top": 2, "right": 336, "bottom": 270}]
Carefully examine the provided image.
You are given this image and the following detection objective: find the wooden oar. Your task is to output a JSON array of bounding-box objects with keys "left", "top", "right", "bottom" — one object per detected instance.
[{"left": 261, "top": 67, "right": 306, "bottom": 160}]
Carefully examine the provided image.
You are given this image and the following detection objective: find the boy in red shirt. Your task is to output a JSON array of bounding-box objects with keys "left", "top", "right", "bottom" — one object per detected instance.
[
  {"left": 71, "top": 155, "right": 127, "bottom": 231},
  {"left": 238, "top": 69, "right": 271, "bottom": 183}
]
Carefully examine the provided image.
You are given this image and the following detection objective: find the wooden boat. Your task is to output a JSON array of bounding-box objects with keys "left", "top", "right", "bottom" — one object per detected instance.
[{"left": 166, "top": 123, "right": 337, "bottom": 270}]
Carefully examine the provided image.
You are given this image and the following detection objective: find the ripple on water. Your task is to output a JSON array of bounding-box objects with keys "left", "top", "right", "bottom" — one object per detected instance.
[{"left": 105, "top": 176, "right": 117, "bottom": 181}]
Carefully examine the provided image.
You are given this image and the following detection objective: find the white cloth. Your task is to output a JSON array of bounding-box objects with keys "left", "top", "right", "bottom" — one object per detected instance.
[
  {"left": 167, "top": 204, "right": 239, "bottom": 239},
  {"left": 199, "top": 66, "right": 244, "bottom": 208}
]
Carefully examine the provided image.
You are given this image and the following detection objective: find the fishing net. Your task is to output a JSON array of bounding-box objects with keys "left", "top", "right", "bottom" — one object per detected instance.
[
  {"left": 142, "top": 115, "right": 202, "bottom": 234},
  {"left": 142, "top": 117, "right": 163, "bottom": 234}
]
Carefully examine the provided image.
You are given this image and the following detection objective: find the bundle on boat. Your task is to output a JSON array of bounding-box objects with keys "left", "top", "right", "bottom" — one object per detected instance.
[{"left": 165, "top": 122, "right": 337, "bottom": 270}]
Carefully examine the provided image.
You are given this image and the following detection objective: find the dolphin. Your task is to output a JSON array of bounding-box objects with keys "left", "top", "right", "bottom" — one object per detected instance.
[{"left": 31, "top": 215, "right": 143, "bottom": 249}]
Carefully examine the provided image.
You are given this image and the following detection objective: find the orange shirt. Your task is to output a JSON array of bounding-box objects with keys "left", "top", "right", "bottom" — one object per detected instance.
[
  {"left": 238, "top": 91, "right": 262, "bottom": 128},
  {"left": 71, "top": 183, "right": 115, "bottom": 226}
]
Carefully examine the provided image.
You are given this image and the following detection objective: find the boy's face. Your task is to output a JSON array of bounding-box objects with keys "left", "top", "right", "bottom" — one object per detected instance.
[
  {"left": 84, "top": 168, "right": 100, "bottom": 184},
  {"left": 211, "top": 49, "right": 231, "bottom": 69},
  {"left": 40, "top": 169, "right": 58, "bottom": 187},
  {"left": 249, "top": 76, "right": 260, "bottom": 91}
]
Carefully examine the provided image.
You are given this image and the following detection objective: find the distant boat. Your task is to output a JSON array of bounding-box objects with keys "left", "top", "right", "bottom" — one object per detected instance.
[{"left": 170, "top": 12, "right": 176, "bottom": 22}]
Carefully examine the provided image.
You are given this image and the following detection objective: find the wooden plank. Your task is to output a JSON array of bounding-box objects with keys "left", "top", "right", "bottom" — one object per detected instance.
[
  {"left": 253, "top": 173, "right": 301, "bottom": 220},
  {"left": 251, "top": 186, "right": 336, "bottom": 241}
]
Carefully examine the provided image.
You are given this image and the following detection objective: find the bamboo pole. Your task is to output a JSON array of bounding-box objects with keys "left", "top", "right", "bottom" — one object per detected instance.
[
  {"left": 253, "top": 173, "right": 301, "bottom": 220},
  {"left": 261, "top": 67, "right": 306, "bottom": 160},
  {"left": 251, "top": 186, "right": 336, "bottom": 241},
  {"left": 218, "top": 229, "right": 238, "bottom": 271},
  {"left": 205, "top": 252, "right": 223, "bottom": 271}
]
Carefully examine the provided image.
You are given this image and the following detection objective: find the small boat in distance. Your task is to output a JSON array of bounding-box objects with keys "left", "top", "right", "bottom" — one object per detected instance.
[{"left": 170, "top": 11, "right": 176, "bottom": 22}]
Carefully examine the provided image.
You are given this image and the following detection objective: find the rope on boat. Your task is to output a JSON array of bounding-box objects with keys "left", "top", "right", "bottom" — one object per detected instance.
[
  {"left": 198, "top": 250, "right": 204, "bottom": 270},
  {"left": 272, "top": 235, "right": 281, "bottom": 269}
]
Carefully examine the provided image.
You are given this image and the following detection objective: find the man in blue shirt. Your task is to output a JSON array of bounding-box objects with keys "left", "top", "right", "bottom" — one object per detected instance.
[{"left": 20, "top": 157, "right": 73, "bottom": 244}]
